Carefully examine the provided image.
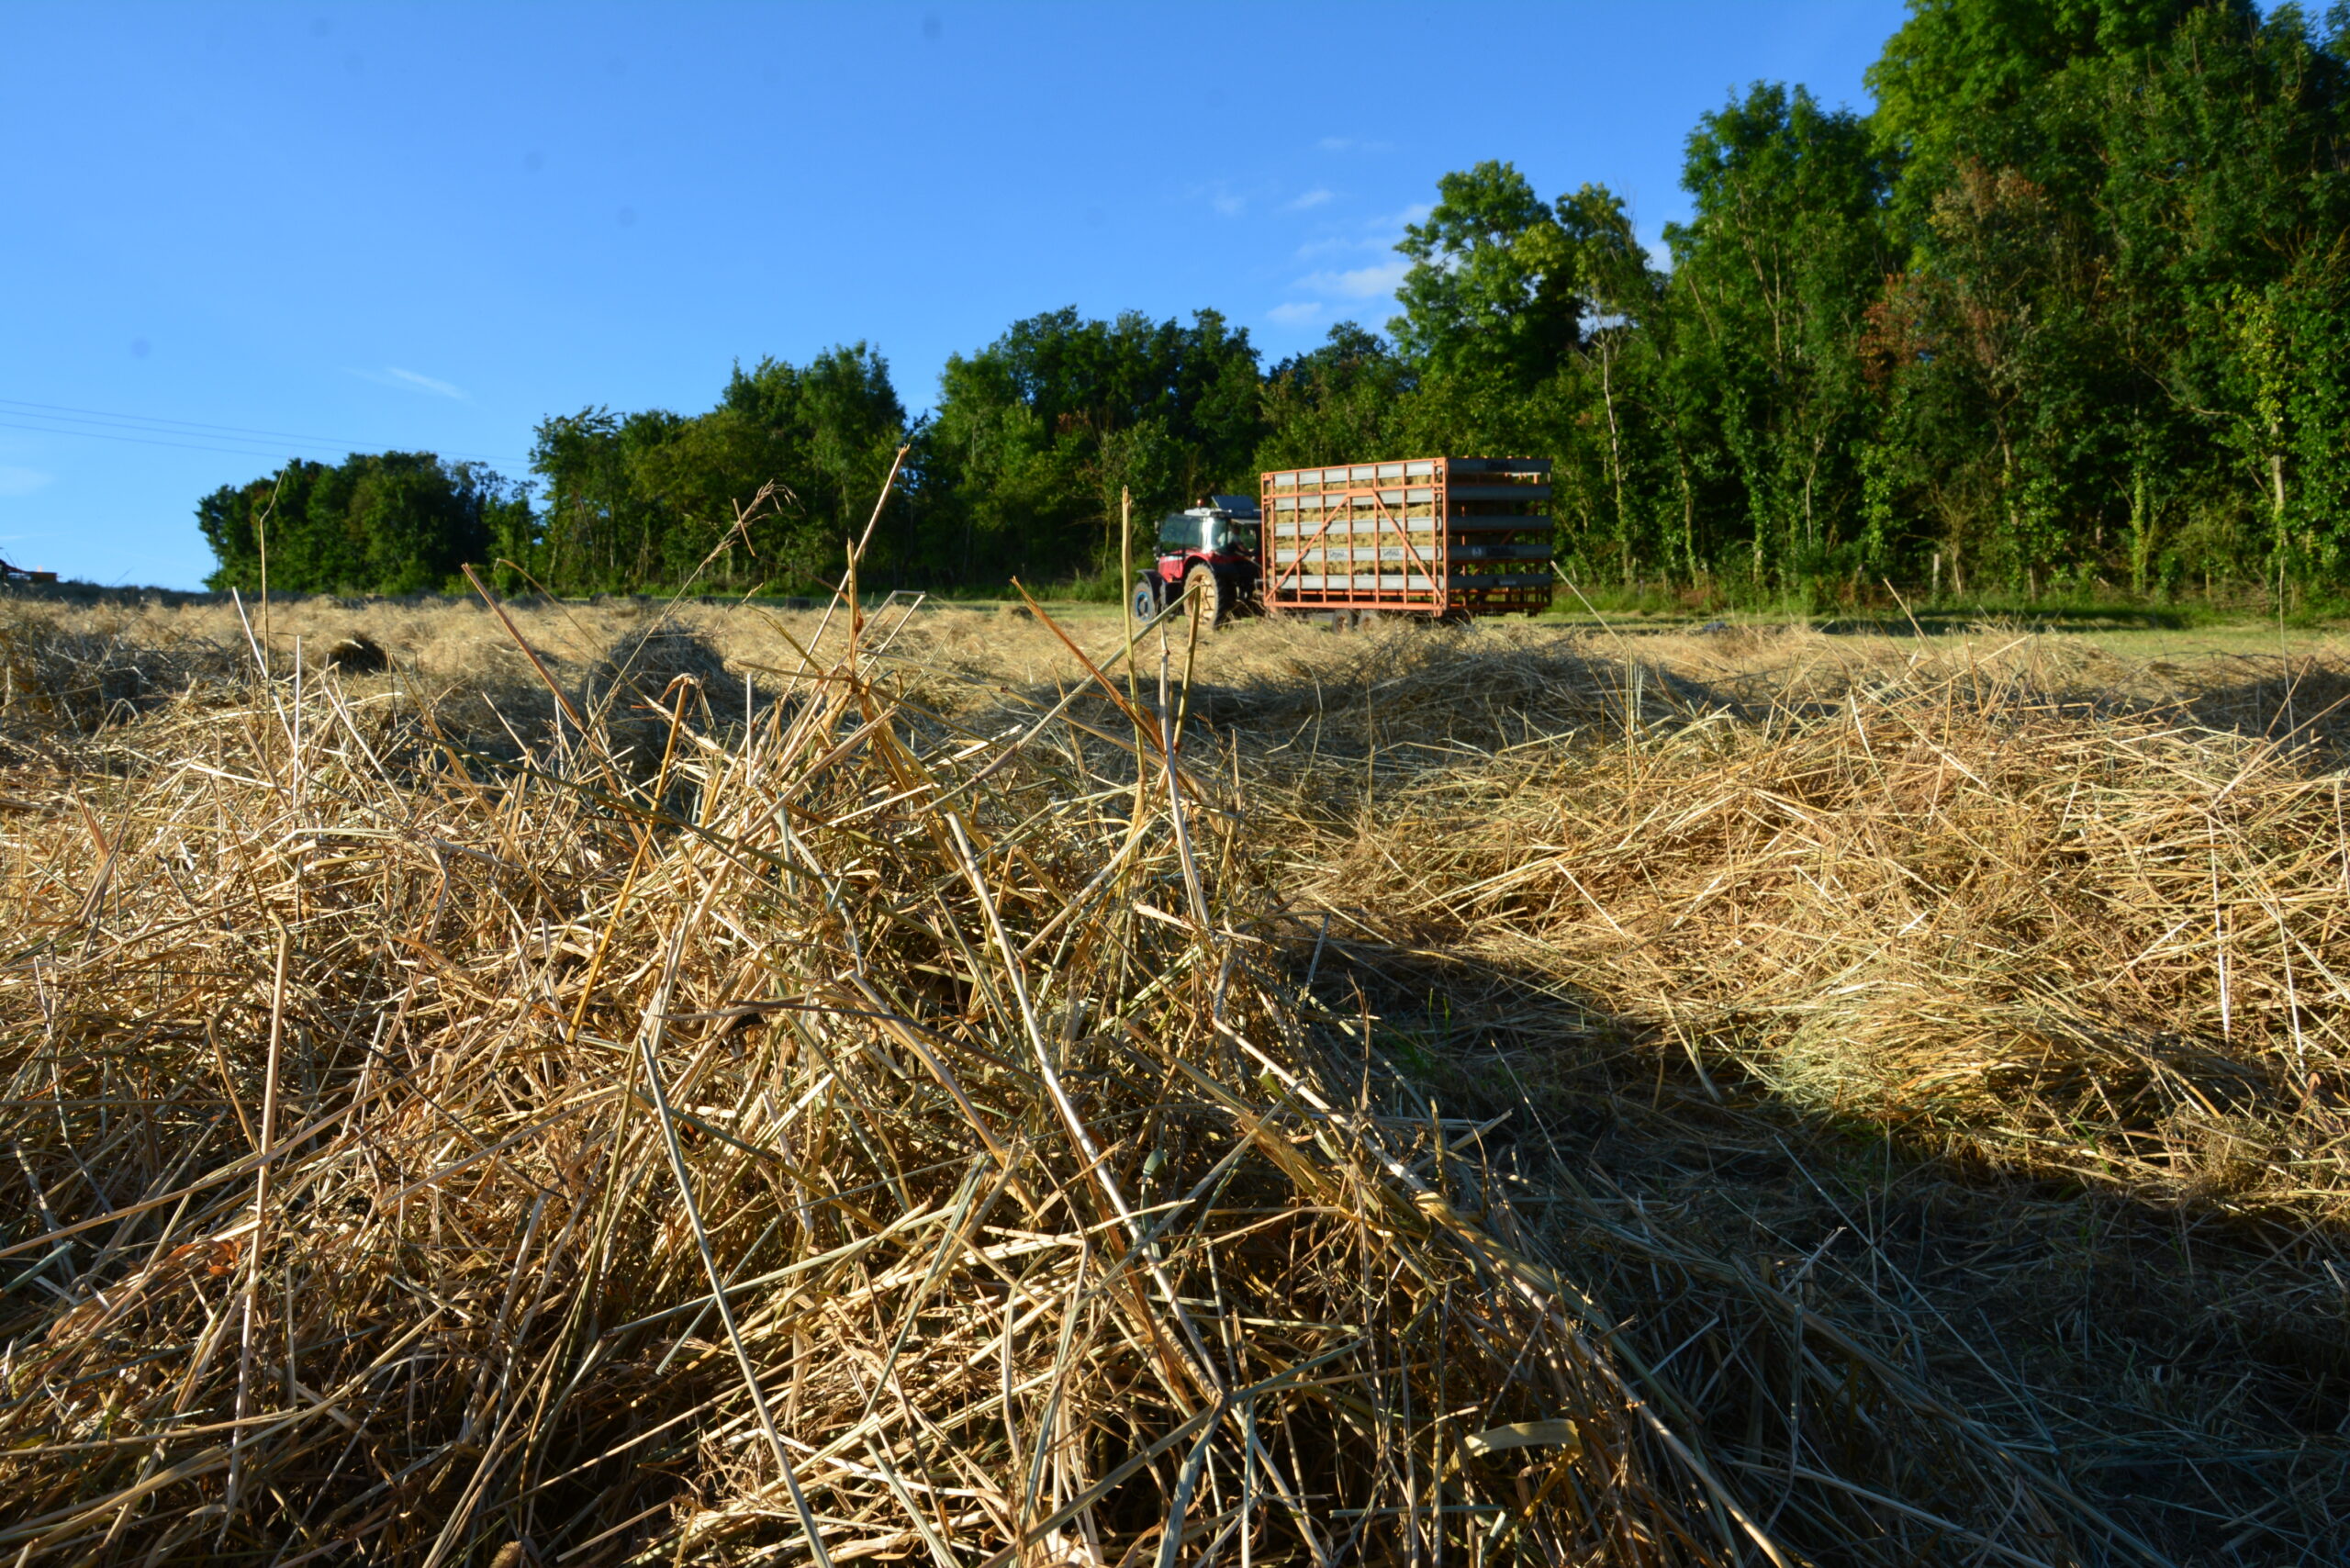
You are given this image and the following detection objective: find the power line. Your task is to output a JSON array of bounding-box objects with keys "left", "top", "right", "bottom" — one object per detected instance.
[
  {"left": 0, "top": 398, "right": 527, "bottom": 469},
  {"left": 0, "top": 414, "right": 527, "bottom": 470},
  {"left": 0, "top": 417, "right": 366, "bottom": 464},
  {"left": 0, "top": 417, "right": 529, "bottom": 472},
  {"left": 0, "top": 396, "right": 446, "bottom": 450},
  {"left": 0, "top": 396, "right": 524, "bottom": 464}
]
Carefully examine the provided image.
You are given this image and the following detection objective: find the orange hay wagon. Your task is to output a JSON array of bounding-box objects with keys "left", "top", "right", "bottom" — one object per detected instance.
[{"left": 1259, "top": 456, "right": 1552, "bottom": 620}]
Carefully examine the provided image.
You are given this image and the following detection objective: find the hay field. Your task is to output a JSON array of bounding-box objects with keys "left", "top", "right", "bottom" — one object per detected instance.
[{"left": 2, "top": 586, "right": 2345, "bottom": 1565}]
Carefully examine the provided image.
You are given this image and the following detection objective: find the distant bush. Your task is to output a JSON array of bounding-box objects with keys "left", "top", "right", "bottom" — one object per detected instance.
[{"left": 196, "top": 451, "right": 530, "bottom": 596}]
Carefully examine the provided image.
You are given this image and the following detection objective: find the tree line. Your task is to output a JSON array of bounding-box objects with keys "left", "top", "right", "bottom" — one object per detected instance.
[{"left": 200, "top": 0, "right": 2350, "bottom": 608}]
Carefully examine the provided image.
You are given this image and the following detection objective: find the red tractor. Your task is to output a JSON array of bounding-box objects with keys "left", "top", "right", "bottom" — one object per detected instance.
[{"left": 1131, "top": 495, "right": 1260, "bottom": 628}]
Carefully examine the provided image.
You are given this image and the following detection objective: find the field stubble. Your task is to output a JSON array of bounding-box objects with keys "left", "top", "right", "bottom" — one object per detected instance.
[{"left": 0, "top": 586, "right": 2344, "bottom": 1564}]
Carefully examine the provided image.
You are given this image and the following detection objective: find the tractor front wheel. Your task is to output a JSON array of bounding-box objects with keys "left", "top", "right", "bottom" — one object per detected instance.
[
  {"left": 1183, "top": 564, "right": 1226, "bottom": 633},
  {"left": 1132, "top": 577, "right": 1160, "bottom": 623}
]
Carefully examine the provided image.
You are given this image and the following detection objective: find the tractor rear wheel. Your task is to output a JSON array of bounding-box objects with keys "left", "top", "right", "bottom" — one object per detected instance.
[{"left": 1182, "top": 564, "right": 1226, "bottom": 633}]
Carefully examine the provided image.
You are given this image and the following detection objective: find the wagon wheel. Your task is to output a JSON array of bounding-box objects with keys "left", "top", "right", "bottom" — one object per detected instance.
[{"left": 1183, "top": 564, "right": 1226, "bottom": 633}]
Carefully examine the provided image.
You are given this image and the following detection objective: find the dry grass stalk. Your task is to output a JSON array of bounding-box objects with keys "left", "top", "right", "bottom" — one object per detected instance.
[
  {"left": 3, "top": 595, "right": 1791, "bottom": 1567},
  {"left": 6, "top": 588, "right": 2342, "bottom": 1563}
]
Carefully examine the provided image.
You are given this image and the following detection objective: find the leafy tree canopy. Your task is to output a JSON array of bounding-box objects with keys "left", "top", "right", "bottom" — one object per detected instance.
[{"left": 198, "top": 453, "right": 524, "bottom": 596}]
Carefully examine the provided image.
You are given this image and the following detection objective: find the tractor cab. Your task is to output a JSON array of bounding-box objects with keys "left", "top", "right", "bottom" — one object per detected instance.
[{"left": 1135, "top": 496, "right": 1260, "bottom": 627}]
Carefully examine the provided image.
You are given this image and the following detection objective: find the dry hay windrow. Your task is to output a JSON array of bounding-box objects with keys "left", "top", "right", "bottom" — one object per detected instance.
[
  {"left": 1269, "top": 640, "right": 2350, "bottom": 1215},
  {"left": 0, "top": 594, "right": 2117, "bottom": 1568},
  {"left": 1248, "top": 624, "right": 2350, "bottom": 1562},
  {"left": 0, "top": 586, "right": 2333, "bottom": 1565}
]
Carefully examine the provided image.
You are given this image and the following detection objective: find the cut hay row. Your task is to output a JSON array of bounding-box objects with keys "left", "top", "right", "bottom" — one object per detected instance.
[
  {"left": 1, "top": 580, "right": 2333, "bottom": 1563},
  {"left": 1236, "top": 623, "right": 2350, "bottom": 1562},
  {"left": 1271, "top": 640, "right": 2350, "bottom": 1215},
  {"left": 0, "top": 595, "right": 1824, "bottom": 1567}
]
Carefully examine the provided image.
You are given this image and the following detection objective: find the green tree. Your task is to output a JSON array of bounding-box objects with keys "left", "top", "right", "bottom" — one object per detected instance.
[
  {"left": 1666, "top": 83, "right": 1893, "bottom": 585},
  {"left": 1255, "top": 322, "right": 1414, "bottom": 470},
  {"left": 197, "top": 454, "right": 520, "bottom": 595},
  {"left": 526, "top": 344, "right": 907, "bottom": 595},
  {"left": 1868, "top": 0, "right": 2200, "bottom": 251},
  {"left": 1555, "top": 185, "right": 1676, "bottom": 577},
  {"left": 1854, "top": 0, "right": 2349, "bottom": 597},
  {"left": 1864, "top": 161, "right": 2121, "bottom": 589},
  {"left": 2087, "top": 4, "right": 2350, "bottom": 587},
  {"left": 1391, "top": 161, "right": 1585, "bottom": 386},
  {"left": 918, "top": 308, "right": 1263, "bottom": 584}
]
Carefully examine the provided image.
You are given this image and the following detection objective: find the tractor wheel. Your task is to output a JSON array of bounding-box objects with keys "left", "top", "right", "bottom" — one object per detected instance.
[
  {"left": 1183, "top": 564, "right": 1226, "bottom": 633},
  {"left": 1132, "top": 577, "right": 1160, "bottom": 623}
]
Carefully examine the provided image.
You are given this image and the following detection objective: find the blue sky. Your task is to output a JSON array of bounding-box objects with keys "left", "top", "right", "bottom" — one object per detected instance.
[{"left": 2, "top": 1, "right": 1908, "bottom": 589}]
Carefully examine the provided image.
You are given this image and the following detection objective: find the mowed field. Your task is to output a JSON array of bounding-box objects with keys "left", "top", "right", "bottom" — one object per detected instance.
[{"left": 3, "top": 587, "right": 2347, "bottom": 1566}]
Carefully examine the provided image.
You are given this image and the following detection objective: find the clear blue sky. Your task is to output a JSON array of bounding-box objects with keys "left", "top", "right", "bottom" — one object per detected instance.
[{"left": 2, "top": 1, "right": 1908, "bottom": 589}]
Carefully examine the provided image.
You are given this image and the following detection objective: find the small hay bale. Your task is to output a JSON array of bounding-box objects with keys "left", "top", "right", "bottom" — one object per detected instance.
[{"left": 323, "top": 633, "right": 388, "bottom": 674}]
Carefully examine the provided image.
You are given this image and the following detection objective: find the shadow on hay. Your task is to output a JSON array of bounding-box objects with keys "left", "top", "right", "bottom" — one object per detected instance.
[
  {"left": 1286, "top": 924, "right": 2350, "bottom": 1566},
  {"left": 2173, "top": 657, "right": 2350, "bottom": 758},
  {"left": 0, "top": 619, "right": 241, "bottom": 737},
  {"left": 420, "top": 622, "right": 806, "bottom": 781},
  {"left": 1814, "top": 609, "right": 2200, "bottom": 637},
  {"left": 978, "top": 632, "right": 1746, "bottom": 775}
]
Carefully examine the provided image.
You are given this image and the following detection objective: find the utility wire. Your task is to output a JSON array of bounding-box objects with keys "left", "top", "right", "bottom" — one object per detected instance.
[
  {"left": 0, "top": 418, "right": 356, "bottom": 463},
  {"left": 0, "top": 417, "right": 529, "bottom": 470},
  {"left": 0, "top": 398, "right": 526, "bottom": 469},
  {"left": 0, "top": 395, "right": 477, "bottom": 451}
]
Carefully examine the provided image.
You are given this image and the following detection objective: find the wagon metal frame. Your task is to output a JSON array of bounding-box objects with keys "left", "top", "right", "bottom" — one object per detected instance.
[{"left": 1258, "top": 456, "right": 1552, "bottom": 619}]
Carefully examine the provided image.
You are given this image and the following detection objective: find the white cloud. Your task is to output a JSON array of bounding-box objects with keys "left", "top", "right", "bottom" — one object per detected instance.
[
  {"left": 1267, "top": 301, "right": 1324, "bottom": 325},
  {"left": 1187, "top": 179, "right": 1259, "bottom": 218},
  {"left": 385, "top": 366, "right": 467, "bottom": 399},
  {"left": 1284, "top": 187, "right": 1334, "bottom": 212},
  {"left": 0, "top": 466, "right": 54, "bottom": 498},
  {"left": 1365, "top": 202, "right": 1433, "bottom": 235},
  {"left": 1294, "top": 199, "right": 1431, "bottom": 266},
  {"left": 350, "top": 365, "right": 468, "bottom": 399},
  {"left": 1298, "top": 260, "right": 1409, "bottom": 300}
]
